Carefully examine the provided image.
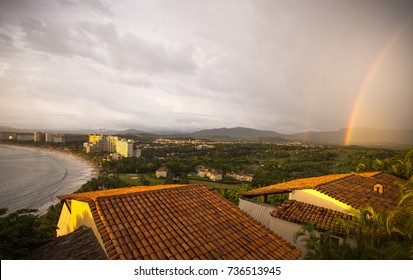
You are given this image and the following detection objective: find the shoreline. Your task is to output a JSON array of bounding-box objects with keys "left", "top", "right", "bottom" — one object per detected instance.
[
  {"left": 0, "top": 143, "right": 99, "bottom": 214},
  {"left": 1, "top": 142, "right": 100, "bottom": 181}
]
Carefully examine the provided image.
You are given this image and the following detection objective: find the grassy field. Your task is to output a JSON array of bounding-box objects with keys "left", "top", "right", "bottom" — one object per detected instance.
[
  {"left": 187, "top": 176, "right": 242, "bottom": 189},
  {"left": 118, "top": 173, "right": 242, "bottom": 189}
]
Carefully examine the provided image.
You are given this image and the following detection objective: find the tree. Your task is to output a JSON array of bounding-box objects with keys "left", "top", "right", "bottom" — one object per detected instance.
[
  {"left": 140, "top": 175, "right": 151, "bottom": 186},
  {"left": 385, "top": 178, "right": 413, "bottom": 259},
  {"left": 217, "top": 184, "right": 253, "bottom": 204},
  {"left": 0, "top": 208, "right": 55, "bottom": 259},
  {"left": 334, "top": 206, "right": 390, "bottom": 259},
  {"left": 393, "top": 149, "right": 413, "bottom": 180}
]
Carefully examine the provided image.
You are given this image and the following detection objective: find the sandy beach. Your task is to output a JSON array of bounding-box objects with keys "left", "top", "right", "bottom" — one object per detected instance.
[{"left": 0, "top": 144, "right": 97, "bottom": 214}]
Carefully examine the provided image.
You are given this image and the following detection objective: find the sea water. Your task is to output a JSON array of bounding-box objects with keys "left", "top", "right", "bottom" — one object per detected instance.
[{"left": 0, "top": 144, "right": 96, "bottom": 214}]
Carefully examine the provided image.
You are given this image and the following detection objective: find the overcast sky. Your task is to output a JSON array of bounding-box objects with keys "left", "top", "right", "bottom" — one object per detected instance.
[{"left": 0, "top": 0, "right": 412, "bottom": 133}]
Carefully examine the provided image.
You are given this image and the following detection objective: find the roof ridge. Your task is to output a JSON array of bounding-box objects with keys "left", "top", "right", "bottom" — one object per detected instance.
[
  {"left": 241, "top": 173, "right": 353, "bottom": 197},
  {"left": 58, "top": 184, "right": 206, "bottom": 202},
  {"left": 314, "top": 173, "right": 354, "bottom": 188}
]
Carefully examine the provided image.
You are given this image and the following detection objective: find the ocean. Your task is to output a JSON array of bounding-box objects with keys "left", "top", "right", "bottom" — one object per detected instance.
[{"left": 0, "top": 144, "right": 96, "bottom": 214}]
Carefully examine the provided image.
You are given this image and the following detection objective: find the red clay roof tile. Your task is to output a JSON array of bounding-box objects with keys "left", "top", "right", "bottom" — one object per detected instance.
[
  {"left": 59, "top": 184, "right": 300, "bottom": 260},
  {"left": 242, "top": 172, "right": 404, "bottom": 212},
  {"left": 271, "top": 200, "right": 352, "bottom": 235}
]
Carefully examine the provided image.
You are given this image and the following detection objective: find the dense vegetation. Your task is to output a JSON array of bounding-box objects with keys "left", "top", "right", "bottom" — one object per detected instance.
[
  {"left": 101, "top": 143, "right": 398, "bottom": 185},
  {"left": 1, "top": 137, "right": 412, "bottom": 259},
  {"left": 0, "top": 204, "right": 61, "bottom": 259}
]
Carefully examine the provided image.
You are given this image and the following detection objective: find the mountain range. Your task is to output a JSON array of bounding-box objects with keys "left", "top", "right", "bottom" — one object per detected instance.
[
  {"left": 1, "top": 126, "right": 412, "bottom": 148},
  {"left": 188, "top": 127, "right": 413, "bottom": 148}
]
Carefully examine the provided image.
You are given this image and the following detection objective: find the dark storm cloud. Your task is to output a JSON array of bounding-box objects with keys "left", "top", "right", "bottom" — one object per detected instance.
[
  {"left": 18, "top": 17, "right": 197, "bottom": 74},
  {"left": 81, "top": 22, "right": 197, "bottom": 73}
]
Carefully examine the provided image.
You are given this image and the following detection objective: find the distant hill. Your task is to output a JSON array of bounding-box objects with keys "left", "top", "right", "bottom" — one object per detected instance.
[
  {"left": 2, "top": 125, "right": 412, "bottom": 148},
  {"left": 343, "top": 128, "right": 413, "bottom": 147},
  {"left": 190, "top": 127, "right": 413, "bottom": 148},
  {"left": 285, "top": 128, "right": 413, "bottom": 148},
  {"left": 118, "top": 129, "right": 145, "bottom": 135},
  {"left": 283, "top": 129, "right": 348, "bottom": 145},
  {"left": 191, "top": 127, "right": 285, "bottom": 141}
]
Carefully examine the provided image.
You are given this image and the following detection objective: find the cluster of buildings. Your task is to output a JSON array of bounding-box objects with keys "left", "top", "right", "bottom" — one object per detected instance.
[
  {"left": 226, "top": 171, "right": 254, "bottom": 182},
  {"left": 195, "top": 166, "right": 254, "bottom": 182},
  {"left": 197, "top": 166, "right": 223, "bottom": 181},
  {"left": 83, "top": 134, "right": 141, "bottom": 158},
  {"left": 34, "top": 132, "right": 66, "bottom": 143},
  {"left": 153, "top": 138, "right": 215, "bottom": 150},
  {"left": 0, "top": 131, "right": 66, "bottom": 143}
]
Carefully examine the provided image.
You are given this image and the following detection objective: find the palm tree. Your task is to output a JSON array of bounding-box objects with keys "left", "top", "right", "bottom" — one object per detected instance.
[
  {"left": 334, "top": 206, "right": 390, "bottom": 259},
  {"left": 385, "top": 178, "right": 413, "bottom": 259},
  {"left": 294, "top": 223, "right": 344, "bottom": 259},
  {"left": 294, "top": 222, "right": 323, "bottom": 259},
  {"left": 388, "top": 149, "right": 413, "bottom": 180}
]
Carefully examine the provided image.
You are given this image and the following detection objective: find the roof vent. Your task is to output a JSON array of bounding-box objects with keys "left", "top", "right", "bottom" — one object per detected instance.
[{"left": 373, "top": 184, "right": 383, "bottom": 195}]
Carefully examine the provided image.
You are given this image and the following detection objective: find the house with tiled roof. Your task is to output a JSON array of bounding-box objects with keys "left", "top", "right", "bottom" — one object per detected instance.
[
  {"left": 239, "top": 172, "right": 405, "bottom": 257},
  {"left": 155, "top": 166, "right": 169, "bottom": 178},
  {"left": 56, "top": 184, "right": 300, "bottom": 260},
  {"left": 197, "top": 167, "right": 223, "bottom": 181},
  {"left": 226, "top": 172, "right": 254, "bottom": 182}
]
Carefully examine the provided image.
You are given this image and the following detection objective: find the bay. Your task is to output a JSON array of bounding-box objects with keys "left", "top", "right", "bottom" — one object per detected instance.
[{"left": 0, "top": 144, "right": 96, "bottom": 214}]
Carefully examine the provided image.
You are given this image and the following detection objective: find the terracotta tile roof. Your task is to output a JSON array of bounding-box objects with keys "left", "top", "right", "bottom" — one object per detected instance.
[
  {"left": 26, "top": 226, "right": 108, "bottom": 260},
  {"left": 241, "top": 174, "right": 351, "bottom": 197},
  {"left": 58, "top": 184, "right": 186, "bottom": 201},
  {"left": 369, "top": 172, "right": 406, "bottom": 187},
  {"left": 313, "top": 173, "right": 402, "bottom": 212},
  {"left": 270, "top": 200, "right": 352, "bottom": 235},
  {"left": 242, "top": 172, "right": 405, "bottom": 212},
  {"left": 59, "top": 184, "right": 301, "bottom": 260}
]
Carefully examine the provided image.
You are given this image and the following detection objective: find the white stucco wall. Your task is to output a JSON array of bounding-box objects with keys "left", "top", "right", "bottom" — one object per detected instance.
[
  {"left": 239, "top": 195, "right": 348, "bottom": 259},
  {"left": 290, "top": 189, "right": 353, "bottom": 213},
  {"left": 269, "top": 217, "right": 305, "bottom": 258},
  {"left": 239, "top": 198, "right": 305, "bottom": 258},
  {"left": 238, "top": 198, "right": 275, "bottom": 227},
  {"left": 56, "top": 200, "right": 107, "bottom": 256}
]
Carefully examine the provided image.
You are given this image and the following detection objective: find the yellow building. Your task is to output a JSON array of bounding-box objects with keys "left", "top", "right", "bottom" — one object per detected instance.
[{"left": 88, "top": 134, "right": 103, "bottom": 143}]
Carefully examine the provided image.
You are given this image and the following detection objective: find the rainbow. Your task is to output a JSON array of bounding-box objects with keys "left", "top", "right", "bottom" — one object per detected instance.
[{"left": 344, "top": 20, "right": 409, "bottom": 145}]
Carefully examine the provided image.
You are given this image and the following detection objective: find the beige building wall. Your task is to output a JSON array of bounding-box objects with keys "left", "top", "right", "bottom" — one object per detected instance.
[
  {"left": 56, "top": 200, "right": 107, "bottom": 257},
  {"left": 34, "top": 132, "right": 45, "bottom": 142},
  {"left": 210, "top": 173, "right": 222, "bottom": 181},
  {"left": 290, "top": 189, "right": 353, "bottom": 213},
  {"left": 116, "top": 139, "right": 134, "bottom": 157},
  {"left": 45, "top": 133, "right": 54, "bottom": 143},
  {"left": 104, "top": 135, "right": 118, "bottom": 153},
  {"left": 156, "top": 170, "right": 168, "bottom": 178},
  {"left": 269, "top": 217, "right": 305, "bottom": 258}
]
